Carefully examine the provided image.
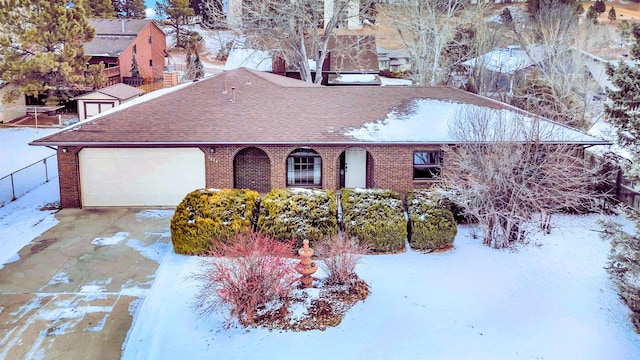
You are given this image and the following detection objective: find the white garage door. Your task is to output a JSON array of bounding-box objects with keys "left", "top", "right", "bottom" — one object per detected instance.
[{"left": 79, "top": 148, "right": 205, "bottom": 207}]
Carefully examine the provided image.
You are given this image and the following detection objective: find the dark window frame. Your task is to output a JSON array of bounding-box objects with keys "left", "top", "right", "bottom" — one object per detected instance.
[
  {"left": 413, "top": 150, "right": 442, "bottom": 180},
  {"left": 287, "top": 149, "right": 322, "bottom": 187}
]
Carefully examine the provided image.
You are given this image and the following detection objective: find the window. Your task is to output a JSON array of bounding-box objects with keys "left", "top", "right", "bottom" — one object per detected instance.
[
  {"left": 148, "top": 35, "right": 152, "bottom": 44},
  {"left": 132, "top": 44, "right": 137, "bottom": 54},
  {"left": 413, "top": 150, "right": 442, "bottom": 180},
  {"left": 287, "top": 149, "right": 321, "bottom": 186},
  {"left": 149, "top": 59, "right": 153, "bottom": 67}
]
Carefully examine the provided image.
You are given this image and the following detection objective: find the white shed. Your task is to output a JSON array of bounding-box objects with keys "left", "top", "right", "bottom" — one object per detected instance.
[{"left": 75, "top": 83, "right": 144, "bottom": 121}]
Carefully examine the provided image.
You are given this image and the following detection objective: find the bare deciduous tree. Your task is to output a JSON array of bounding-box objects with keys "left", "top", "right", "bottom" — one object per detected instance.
[
  {"left": 507, "top": 2, "right": 608, "bottom": 129},
  {"left": 443, "top": 107, "right": 606, "bottom": 249},
  {"left": 378, "top": 0, "right": 480, "bottom": 86},
  {"left": 203, "top": 0, "right": 373, "bottom": 84}
]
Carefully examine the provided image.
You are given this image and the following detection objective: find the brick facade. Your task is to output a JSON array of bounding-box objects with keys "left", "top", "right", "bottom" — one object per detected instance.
[{"left": 59, "top": 144, "right": 444, "bottom": 207}]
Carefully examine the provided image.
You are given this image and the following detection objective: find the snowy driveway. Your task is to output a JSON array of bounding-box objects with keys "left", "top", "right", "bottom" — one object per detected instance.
[{"left": 0, "top": 206, "right": 173, "bottom": 359}]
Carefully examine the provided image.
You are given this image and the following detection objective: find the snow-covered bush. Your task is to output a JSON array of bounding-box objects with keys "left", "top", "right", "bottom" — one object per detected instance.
[
  {"left": 171, "top": 188, "right": 260, "bottom": 255},
  {"left": 257, "top": 188, "right": 337, "bottom": 248},
  {"left": 601, "top": 216, "right": 640, "bottom": 333},
  {"left": 316, "top": 235, "right": 368, "bottom": 285},
  {"left": 406, "top": 189, "right": 457, "bottom": 252},
  {"left": 341, "top": 188, "right": 407, "bottom": 253},
  {"left": 192, "top": 232, "right": 297, "bottom": 327}
]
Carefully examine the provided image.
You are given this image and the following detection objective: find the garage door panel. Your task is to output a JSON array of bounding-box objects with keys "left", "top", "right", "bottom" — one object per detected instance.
[{"left": 79, "top": 148, "right": 205, "bottom": 206}]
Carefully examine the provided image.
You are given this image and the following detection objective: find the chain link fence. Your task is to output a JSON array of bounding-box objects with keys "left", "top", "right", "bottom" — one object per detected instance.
[{"left": 0, "top": 154, "right": 58, "bottom": 207}]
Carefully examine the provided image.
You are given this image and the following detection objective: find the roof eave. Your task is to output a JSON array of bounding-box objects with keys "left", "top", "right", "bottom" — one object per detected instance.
[{"left": 29, "top": 140, "right": 613, "bottom": 147}]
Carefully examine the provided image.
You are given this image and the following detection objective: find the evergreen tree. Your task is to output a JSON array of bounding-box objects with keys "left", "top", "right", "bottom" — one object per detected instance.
[
  {"left": 527, "top": 0, "right": 580, "bottom": 16},
  {"left": 594, "top": 0, "right": 606, "bottom": 14},
  {"left": 114, "top": 0, "right": 146, "bottom": 18},
  {"left": 84, "top": 0, "right": 117, "bottom": 18},
  {"left": 609, "top": 6, "right": 616, "bottom": 23},
  {"left": 500, "top": 7, "right": 513, "bottom": 24},
  {"left": 156, "top": 0, "right": 194, "bottom": 48},
  {"left": 602, "top": 22, "right": 640, "bottom": 333},
  {"left": 130, "top": 53, "right": 141, "bottom": 78},
  {"left": 587, "top": 5, "right": 599, "bottom": 24},
  {"left": 0, "top": 0, "right": 104, "bottom": 105}
]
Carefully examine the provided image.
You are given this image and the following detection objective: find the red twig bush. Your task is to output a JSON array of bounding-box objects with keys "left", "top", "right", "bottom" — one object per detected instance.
[
  {"left": 192, "top": 232, "right": 297, "bottom": 327},
  {"left": 316, "top": 235, "right": 368, "bottom": 285}
]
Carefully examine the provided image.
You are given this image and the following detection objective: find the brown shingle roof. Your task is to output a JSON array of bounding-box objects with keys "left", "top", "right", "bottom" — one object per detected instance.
[
  {"left": 31, "top": 68, "right": 605, "bottom": 146},
  {"left": 75, "top": 83, "right": 144, "bottom": 101}
]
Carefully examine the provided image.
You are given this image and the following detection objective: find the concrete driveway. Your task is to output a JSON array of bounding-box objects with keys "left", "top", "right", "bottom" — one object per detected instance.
[{"left": 0, "top": 208, "right": 173, "bottom": 359}]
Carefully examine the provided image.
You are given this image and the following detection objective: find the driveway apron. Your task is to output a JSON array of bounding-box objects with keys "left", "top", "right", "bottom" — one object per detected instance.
[{"left": 0, "top": 208, "right": 173, "bottom": 359}]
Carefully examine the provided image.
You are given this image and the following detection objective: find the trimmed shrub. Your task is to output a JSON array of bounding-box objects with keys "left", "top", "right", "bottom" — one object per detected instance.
[
  {"left": 341, "top": 188, "right": 407, "bottom": 253},
  {"left": 407, "top": 189, "right": 458, "bottom": 252},
  {"left": 257, "top": 188, "right": 338, "bottom": 248},
  {"left": 170, "top": 188, "right": 260, "bottom": 255},
  {"left": 191, "top": 232, "right": 297, "bottom": 327},
  {"left": 407, "top": 187, "right": 470, "bottom": 223}
]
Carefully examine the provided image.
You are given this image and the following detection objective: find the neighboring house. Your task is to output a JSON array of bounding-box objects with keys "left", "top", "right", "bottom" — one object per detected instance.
[
  {"left": 226, "top": 35, "right": 380, "bottom": 85},
  {"left": 31, "top": 67, "right": 608, "bottom": 208},
  {"left": 85, "top": 19, "right": 167, "bottom": 86},
  {"left": 0, "top": 82, "right": 26, "bottom": 123},
  {"left": 377, "top": 47, "right": 412, "bottom": 74},
  {"left": 461, "top": 45, "right": 545, "bottom": 95},
  {"left": 74, "top": 83, "right": 144, "bottom": 121}
]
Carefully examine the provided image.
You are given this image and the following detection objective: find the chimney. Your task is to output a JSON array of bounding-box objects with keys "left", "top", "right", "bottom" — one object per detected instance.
[{"left": 121, "top": 19, "right": 125, "bottom": 33}]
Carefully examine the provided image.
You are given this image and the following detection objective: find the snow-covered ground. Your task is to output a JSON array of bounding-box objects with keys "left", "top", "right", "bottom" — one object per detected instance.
[
  {"left": 122, "top": 213, "right": 640, "bottom": 360},
  {"left": 0, "top": 179, "right": 59, "bottom": 269},
  {"left": 0, "top": 127, "right": 57, "bottom": 176}
]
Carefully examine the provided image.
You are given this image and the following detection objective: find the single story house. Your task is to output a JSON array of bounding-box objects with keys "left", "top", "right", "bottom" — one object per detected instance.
[
  {"left": 461, "top": 45, "right": 545, "bottom": 95},
  {"left": 377, "top": 47, "right": 412, "bottom": 74},
  {"left": 31, "top": 67, "right": 609, "bottom": 208},
  {"left": 74, "top": 83, "right": 144, "bottom": 121}
]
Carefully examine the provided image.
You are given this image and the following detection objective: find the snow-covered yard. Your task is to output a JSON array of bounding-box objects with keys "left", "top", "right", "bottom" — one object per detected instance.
[
  {"left": 0, "top": 127, "right": 57, "bottom": 176},
  {"left": 123, "top": 214, "right": 640, "bottom": 360}
]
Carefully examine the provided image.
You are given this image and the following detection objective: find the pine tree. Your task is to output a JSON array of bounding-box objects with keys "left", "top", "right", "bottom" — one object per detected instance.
[
  {"left": 609, "top": 6, "right": 616, "bottom": 23},
  {"left": 114, "top": 0, "right": 146, "bottom": 18},
  {"left": 156, "top": 0, "right": 194, "bottom": 47},
  {"left": 84, "top": 0, "right": 117, "bottom": 18},
  {"left": 0, "top": 0, "right": 105, "bottom": 105},
  {"left": 587, "top": 5, "right": 599, "bottom": 24},
  {"left": 500, "top": 7, "right": 513, "bottom": 25},
  {"left": 130, "top": 53, "right": 141, "bottom": 78},
  {"left": 602, "top": 22, "right": 640, "bottom": 333},
  {"left": 594, "top": 0, "right": 606, "bottom": 14}
]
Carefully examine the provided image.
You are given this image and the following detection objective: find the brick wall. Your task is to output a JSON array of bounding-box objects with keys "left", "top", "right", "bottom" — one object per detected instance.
[
  {"left": 58, "top": 147, "right": 81, "bottom": 208},
  {"left": 58, "top": 144, "right": 443, "bottom": 208}
]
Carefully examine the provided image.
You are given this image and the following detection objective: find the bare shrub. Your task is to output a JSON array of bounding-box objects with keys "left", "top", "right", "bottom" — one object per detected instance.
[
  {"left": 192, "top": 232, "right": 297, "bottom": 327},
  {"left": 316, "top": 235, "right": 368, "bottom": 285},
  {"left": 444, "top": 107, "right": 608, "bottom": 249}
]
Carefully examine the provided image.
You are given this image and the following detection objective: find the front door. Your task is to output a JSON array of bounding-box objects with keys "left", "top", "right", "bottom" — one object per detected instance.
[{"left": 345, "top": 148, "right": 366, "bottom": 188}]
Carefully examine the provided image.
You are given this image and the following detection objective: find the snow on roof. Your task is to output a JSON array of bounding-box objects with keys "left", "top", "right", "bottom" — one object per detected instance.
[
  {"left": 224, "top": 38, "right": 272, "bottom": 71},
  {"left": 587, "top": 115, "right": 630, "bottom": 159},
  {"left": 345, "top": 99, "right": 606, "bottom": 144},
  {"left": 333, "top": 74, "right": 378, "bottom": 83},
  {"left": 462, "top": 45, "right": 545, "bottom": 75}
]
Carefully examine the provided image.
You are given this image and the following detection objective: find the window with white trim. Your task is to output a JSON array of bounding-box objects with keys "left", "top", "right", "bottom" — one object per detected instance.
[
  {"left": 287, "top": 149, "right": 321, "bottom": 186},
  {"left": 413, "top": 150, "right": 442, "bottom": 180}
]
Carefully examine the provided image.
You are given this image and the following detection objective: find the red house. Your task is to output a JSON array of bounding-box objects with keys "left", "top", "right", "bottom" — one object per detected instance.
[{"left": 85, "top": 19, "right": 167, "bottom": 86}]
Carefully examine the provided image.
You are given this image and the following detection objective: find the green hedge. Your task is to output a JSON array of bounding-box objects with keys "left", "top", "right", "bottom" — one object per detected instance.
[
  {"left": 256, "top": 188, "right": 338, "bottom": 247},
  {"left": 170, "top": 188, "right": 260, "bottom": 255},
  {"left": 407, "top": 189, "right": 457, "bottom": 252},
  {"left": 341, "top": 188, "right": 407, "bottom": 253}
]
